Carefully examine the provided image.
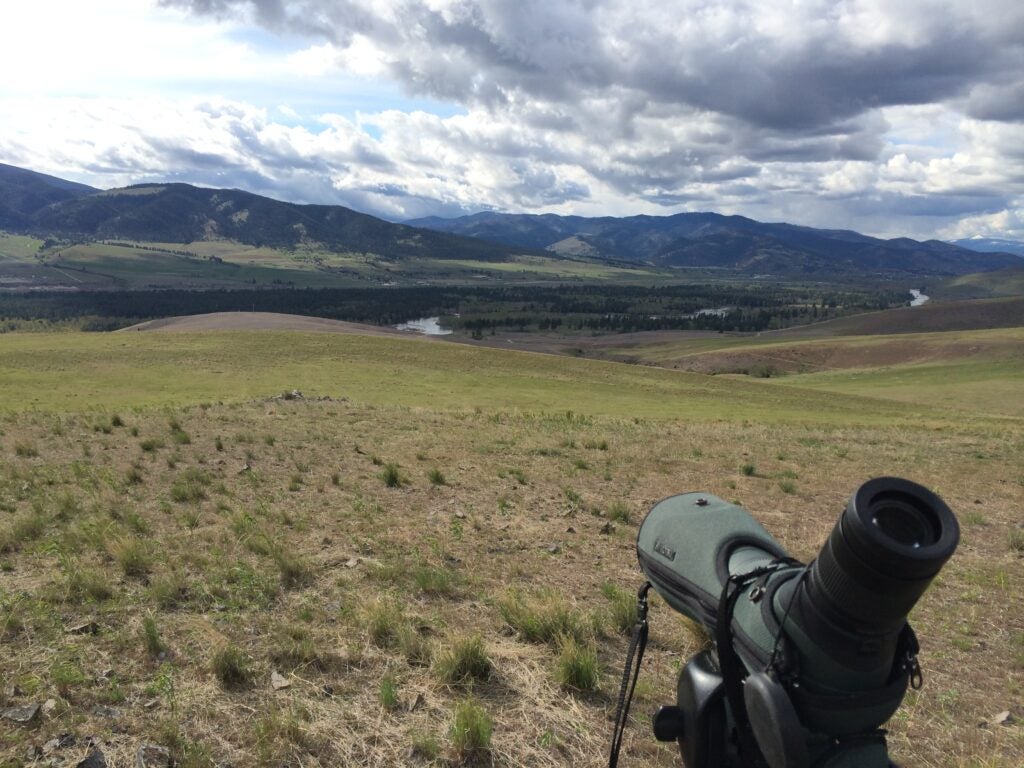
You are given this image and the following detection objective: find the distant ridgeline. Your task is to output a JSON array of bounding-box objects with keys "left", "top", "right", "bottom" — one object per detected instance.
[
  {"left": 2, "top": 162, "right": 1020, "bottom": 278},
  {"left": 0, "top": 284, "right": 909, "bottom": 334}
]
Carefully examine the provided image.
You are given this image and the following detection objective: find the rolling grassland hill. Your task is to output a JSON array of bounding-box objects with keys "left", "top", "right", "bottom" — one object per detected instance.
[{"left": 0, "top": 327, "right": 1021, "bottom": 767}]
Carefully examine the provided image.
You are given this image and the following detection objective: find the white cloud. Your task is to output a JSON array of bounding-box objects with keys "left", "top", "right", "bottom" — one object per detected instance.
[{"left": 0, "top": 0, "right": 1022, "bottom": 239}]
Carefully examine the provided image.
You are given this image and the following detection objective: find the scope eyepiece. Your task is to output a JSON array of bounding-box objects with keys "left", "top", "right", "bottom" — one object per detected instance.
[{"left": 808, "top": 477, "right": 959, "bottom": 630}]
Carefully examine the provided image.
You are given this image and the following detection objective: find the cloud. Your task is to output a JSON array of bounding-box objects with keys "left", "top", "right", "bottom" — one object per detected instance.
[
  {"left": 1, "top": 1, "right": 1022, "bottom": 238},
  {"left": 162, "top": 0, "right": 1024, "bottom": 131}
]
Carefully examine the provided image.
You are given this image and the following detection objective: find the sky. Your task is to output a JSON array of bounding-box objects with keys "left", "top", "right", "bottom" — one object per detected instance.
[{"left": 1, "top": 0, "right": 1023, "bottom": 240}]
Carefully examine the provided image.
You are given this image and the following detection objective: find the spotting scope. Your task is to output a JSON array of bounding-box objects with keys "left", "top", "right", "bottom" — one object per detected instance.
[{"left": 623, "top": 477, "right": 959, "bottom": 768}]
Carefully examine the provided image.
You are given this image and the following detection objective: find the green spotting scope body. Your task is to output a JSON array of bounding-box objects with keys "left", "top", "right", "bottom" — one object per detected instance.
[{"left": 637, "top": 477, "right": 959, "bottom": 768}]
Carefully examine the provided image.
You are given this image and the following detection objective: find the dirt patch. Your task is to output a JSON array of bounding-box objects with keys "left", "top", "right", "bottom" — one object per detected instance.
[{"left": 671, "top": 334, "right": 1024, "bottom": 375}]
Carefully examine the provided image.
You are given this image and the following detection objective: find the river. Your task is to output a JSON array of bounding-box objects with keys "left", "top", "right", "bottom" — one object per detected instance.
[
  {"left": 394, "top": 316, "right": 453, "bottom": 335},
  {"left": 909, "top": 289, "right": 930, "bottom": 307}
]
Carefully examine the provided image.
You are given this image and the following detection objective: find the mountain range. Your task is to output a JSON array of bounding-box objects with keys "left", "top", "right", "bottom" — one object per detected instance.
[
  {"left": 951, "top": 237, "right": 1024, "bottom": 257},
  {"left": 1, "top": 162, "right": 1019, "bottom": 278},
  {"left": 407, "top": 211, "right": 1021, "bottom": 277},
  {"left": 0, "top": 163, "right": 526, "bottom": 263}
]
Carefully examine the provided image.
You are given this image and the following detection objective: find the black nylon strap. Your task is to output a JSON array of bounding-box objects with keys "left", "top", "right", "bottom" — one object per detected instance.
[
  {"left": 609, "top": 582, "right": 651, "bottom": 768},
  {"left": 715, "top": 559, "right": 798, "bottom": 767},
  {"left": 717, "top": 573, "right": 767, "bottom": 767}
]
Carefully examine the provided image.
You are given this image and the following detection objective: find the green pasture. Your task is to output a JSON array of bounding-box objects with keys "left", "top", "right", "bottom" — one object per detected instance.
[
  {"left": 0, "top": 329, "right": 974, "bottom": 427},
  {"left": 0, "top": 232, "right": 44, "bottom": 260},
  {"left": 430, "top": 256, "right": 655, "bottom": 280},
  {"left": 767, "top": 359, "right": 1024, "bottom": 419},
  {"left": 596, "top": 327, "right": 1024, "bottom": 419},
  {"left": 45, "top": 243, "right": 361, "bottom": 288}
]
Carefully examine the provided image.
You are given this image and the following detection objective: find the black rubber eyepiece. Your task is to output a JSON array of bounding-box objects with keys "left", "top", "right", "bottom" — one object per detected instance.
[{"left": 807, "top": 477, "right": 959, "bottom": 630}]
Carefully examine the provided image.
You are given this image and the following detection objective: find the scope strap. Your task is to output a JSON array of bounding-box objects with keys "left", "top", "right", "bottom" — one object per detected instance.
[
  {"left": 608, "top": 582, "right": 651, "bottom": 768},
  {"left": 716, "top": 560, "right": 798, "bottom": 768}
]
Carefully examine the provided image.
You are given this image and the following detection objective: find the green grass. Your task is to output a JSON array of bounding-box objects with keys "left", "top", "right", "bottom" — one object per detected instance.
[
  {"left": 212, "top": 646, "right": 253, "bottom": 688},
  {"left": 0, "top": 232, "right": 45, "bottom": 259},
  {"left": 0, "top": 330, "right": 980, "bottom": 426},
  {"left": 450, "top": 699, "right": 493, "bottom": 762},
  {"left": 434, "top": 635, "right": 492, "bottom": 685},
  {"left": 770, "top": 358, "right": 1024, "bottom": 418},
  {"left": 555, "top": 635, "right": 600, "bottom": 691},
  {"left": 0, "top": 319, "right": 1020, "bottom": 767}
]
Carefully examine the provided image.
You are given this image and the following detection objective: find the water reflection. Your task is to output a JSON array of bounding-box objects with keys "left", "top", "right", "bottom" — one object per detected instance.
[
  {"left": 909, "top": 289, "right": 930, "bottom": 307},
  {"left": 394, "top": 316, "right": 453, "bottom": 335}
]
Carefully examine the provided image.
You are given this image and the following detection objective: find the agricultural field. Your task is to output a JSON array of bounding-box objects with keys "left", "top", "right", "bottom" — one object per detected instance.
[{"left": 0, "top": 328, "right": 1022, "bottom": 767}]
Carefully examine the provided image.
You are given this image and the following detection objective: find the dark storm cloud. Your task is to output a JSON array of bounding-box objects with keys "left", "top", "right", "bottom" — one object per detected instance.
[
  {"left": 163, "top": 0, "right": 1024, "bottom": 134},
  {"left": 965, "top": 81, "right": 1024, "bottom": 122}
]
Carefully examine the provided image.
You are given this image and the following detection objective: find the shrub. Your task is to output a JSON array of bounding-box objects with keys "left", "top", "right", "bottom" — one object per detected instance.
[
  {"left": 379, "top": 672, "right": 399, "bottom": 710},
  {"left": 607, "top": 501, "right": 630, "bottom": 524},
  {"left": 434, "top": 635, "right": 492, "bottom": 685},
  {"left": 14, "top": 443, "right": 38, "bottom": 458},
  {"left": 212, "top": 646, "right": 252, "bottom": 688},
  {"left": 779, "top": 480, "right": 797, "bottom": 495},
  {"left": 51, "top": 659, "right": 89, "bottom": 695},
  {"left": 142, "top": 615, "right": 166, "bottom": 657},
  {"left": 273, "top": 549, "right": 313, "bottom": 590},
  {"left": 413, "top": 562, "right": 457, "bottom": 596},
  {"left": 409, "top": 733, "right": 440, "bottom": 762},
  {"left": 428, "top": 468, "right": 446, "bottom": 486},
  {"left": 140, "top": 438, "right": 164, "bottom": 453},
  {"left": 170, "top": 469, "right": 210, "bottom": 503},
  {"left": 381, "top": 463, "right": 403, "bottom": 488},
  {"left": 1009, "top": 529, "right": 1024, "bottom": 553},
  {"left": 150, "top": 571, "right": 190, "bottom": 609},
  {"left": 399, "top": 626, "right": 433, "bottom": 667},
  {"left": 270, "top": 624, "right": 322, "bottom": 670},
  {"left": 601, "top": 582, "right": 637, "bottom": 634},
  {"left": 498, "top": 589, "right": 593, "bottom": 645},
  {"left": 110, "top": 537, "right": 153, "bottom": 578},
  {"left": 741, "top": 463, "right": 756, "bottom": 477},
  {"left": 67, "top": 566, "right": 115, "bottom": 602},
  {"left": 555, "top": 635, "right": 599, "bottom": 691},
  {"left": 0, "top": 511, "right": 46, "bottom": 552},
  {"left": 368, "top": 601, "right": 404, "bottom": 649},
  {"left": 450, "top": 699, "right": 492, "bottom": 762}
]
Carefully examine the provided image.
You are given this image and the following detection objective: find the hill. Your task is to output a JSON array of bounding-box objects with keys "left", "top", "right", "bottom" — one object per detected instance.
[
  {"left": 20, "top": 183, "right": 530, "bottom": 262},
  {"left": 0, "top": 163, "right": 97, "bottom": 230},
  {"left": 408, "top": 211, "right": 1019, "bottom": 278},
  {"left": 930, "top": 265, "right": 1024, "bottom": 300}
]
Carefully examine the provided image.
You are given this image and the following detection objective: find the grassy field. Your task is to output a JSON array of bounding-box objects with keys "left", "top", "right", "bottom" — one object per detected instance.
[
  {"left": 0, "top": 329, "right": 1022, "bottom": 767},
  {"left": 932, "top": 265, "right": 1024, "bottom": 300},
  {"left": 0, "top": 233, "right": 44, "bottom": 260},
  {"left": 0, "top": 232, "right": 671, "bottom": 290},
  {"left": 0, "top": 330, "right": 993, "bottom": 428},
  {"left": 580, "top": 327, "right": 1024, "bottom": 419}
]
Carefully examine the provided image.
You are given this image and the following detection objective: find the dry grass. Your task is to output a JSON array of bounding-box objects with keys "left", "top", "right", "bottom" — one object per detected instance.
[{"left": 0, "top": 398, "right": 1021, "bottom": 767}]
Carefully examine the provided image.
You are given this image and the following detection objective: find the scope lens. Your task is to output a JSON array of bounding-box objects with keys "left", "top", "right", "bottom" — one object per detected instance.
[
  {"left": 805, "top": 477, "right": 959, "bottom": 630},
  {"left": 869, "top": 492, "right": 942, "bottom": 549}
]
